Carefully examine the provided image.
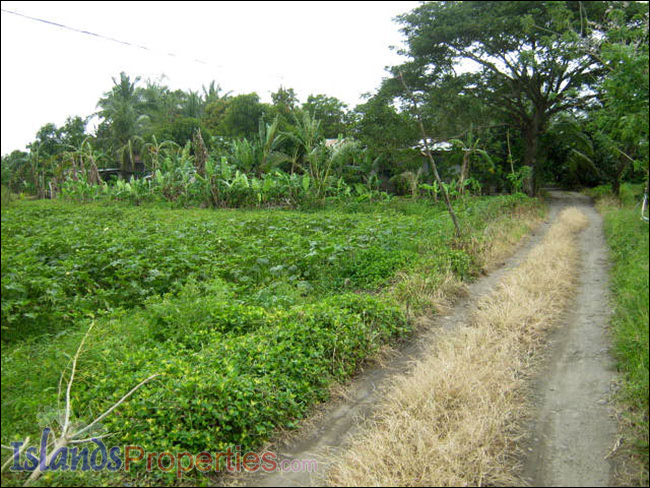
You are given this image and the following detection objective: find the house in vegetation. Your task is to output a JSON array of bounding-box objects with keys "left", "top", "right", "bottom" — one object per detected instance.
[
  {"left": 98, "top": 156, "right": 148, "bottom": 182},
  {"left": 97, "top": 168, "right": 122, "bottom": 182},
  {"left": 325, "top": 138, "right": 346, "bottom": 149},
  {"left": 414, "top": 140, "right": 460, "bottom": 176}
]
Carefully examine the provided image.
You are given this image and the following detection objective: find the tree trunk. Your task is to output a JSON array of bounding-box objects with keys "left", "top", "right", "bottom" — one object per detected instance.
[
  {"left": 612, "top": 177, "right": 621, "bottom": 198},
  {"left": 612, "top": 156, "right": 628, "bottom": 198},
  {"left": 398, "top": 72, "right": 462, "bottom": 238},
  {"left": 458, "top": 151, "right": 471, "bottom": 195},
  {"left": 522, "top": 121, "right": 539, "bottom": 196}
]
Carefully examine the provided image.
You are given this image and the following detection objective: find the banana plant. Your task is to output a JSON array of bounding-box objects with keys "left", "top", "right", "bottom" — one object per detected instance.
[
  {"left": 119, "top": 135, "right": 153, "bottom": 175},
  {"left": 300, "top": 138, "right": 360, "bottom": 199},
  {"left": 394, "top": 168, "right": 423, "bottom": 198},
  {"left": 419, "top": 181, "right": 439, "bottom": 201},
  {"left": 230, "top": 116, "right": 289, "bottom": 175},
  {"left": 449, "top": 131, "right": 493, "bottom": 196},
  {"left": 143, "top": 136, "right": 180, "bottom": 172},
  {"left": 257, "top": 116, "right": 289, "bottom": 174}
]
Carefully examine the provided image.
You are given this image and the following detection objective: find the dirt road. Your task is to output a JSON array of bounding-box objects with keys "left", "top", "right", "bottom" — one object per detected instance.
[
  {"left": 522, "top": 192, "right": 619, "bottom": 487},
  {"left": 232, "top": 191, "right": 618, "bottom": 487}
]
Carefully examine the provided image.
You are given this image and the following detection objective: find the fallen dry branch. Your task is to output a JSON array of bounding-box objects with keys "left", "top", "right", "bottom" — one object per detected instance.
[
  {"left": 1, "top": 321, "right": 160, "bottom": 486},
  {"left": 328, "top": 207, "right": 588, "bottom": 486}
]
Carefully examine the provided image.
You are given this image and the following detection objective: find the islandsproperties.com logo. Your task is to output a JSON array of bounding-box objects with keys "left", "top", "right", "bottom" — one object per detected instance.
[{"left": 9, "top": 428, "right": 318, "bottom": 479}]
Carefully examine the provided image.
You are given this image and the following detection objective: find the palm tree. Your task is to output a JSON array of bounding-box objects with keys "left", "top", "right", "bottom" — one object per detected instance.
[
  {"left": 202, "top": 81, "right": 231, "bottom": 105},
  {"left": 182, "top": 90, "right": 204, "bottom": 119},
  {"left": 97, "top": 72, "right": 148, "bottom": 166},
  {"left": 140, "top": 79, "right": 174, "bottom": 123}
]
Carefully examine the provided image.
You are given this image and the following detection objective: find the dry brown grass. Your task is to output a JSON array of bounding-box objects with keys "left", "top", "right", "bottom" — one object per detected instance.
[
  {"left": 391, "top": 202, "right": 544, "bottom": 321},
  {"left": 480, "top": 206, "right": 545, "bottom": 273},
  {"left": 327, "top": 208, "right": 588, "bottom": 487}
]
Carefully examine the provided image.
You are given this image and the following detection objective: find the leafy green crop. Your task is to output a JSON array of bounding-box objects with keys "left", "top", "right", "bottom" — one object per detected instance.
[{"left": 1, "top": 194, "right": 542, "bottom": 485}]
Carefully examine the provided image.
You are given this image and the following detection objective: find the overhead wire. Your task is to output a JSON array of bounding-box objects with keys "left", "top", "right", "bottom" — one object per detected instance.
[{"left": 1, "top": 7, "right": 223, "bottom": 70}]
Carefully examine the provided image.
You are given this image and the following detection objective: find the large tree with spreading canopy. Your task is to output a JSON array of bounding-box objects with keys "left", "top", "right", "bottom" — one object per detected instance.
[{"left": 392, "top": 1, "right": 615, "bottom": 194}]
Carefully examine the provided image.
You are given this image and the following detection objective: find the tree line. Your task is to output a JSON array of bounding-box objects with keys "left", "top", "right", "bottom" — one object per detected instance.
[{"left": 2, "top": 1, "right": 648, "bottom": 204}]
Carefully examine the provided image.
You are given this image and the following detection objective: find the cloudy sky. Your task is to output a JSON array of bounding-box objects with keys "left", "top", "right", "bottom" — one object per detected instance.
[{"left": 1, "top": 1, "right": 421, "bottom": 155}]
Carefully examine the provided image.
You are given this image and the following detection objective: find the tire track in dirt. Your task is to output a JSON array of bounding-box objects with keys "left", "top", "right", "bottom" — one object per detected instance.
[{"left": 521, "top": 192, "right": 619, "bottom": 487}]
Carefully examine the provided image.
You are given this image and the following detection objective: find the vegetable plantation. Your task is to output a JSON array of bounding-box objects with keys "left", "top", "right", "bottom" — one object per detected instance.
[{"left": 1, "top": 194, "right": 542, "bottom": 485}]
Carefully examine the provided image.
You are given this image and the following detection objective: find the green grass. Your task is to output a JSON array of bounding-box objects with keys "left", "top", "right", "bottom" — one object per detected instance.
[
  {"left": 590, "top": 184, "right": 649, "bottom": 483},
  {"left": 1, "top": 195, "right": 543, "bottom": 486}
]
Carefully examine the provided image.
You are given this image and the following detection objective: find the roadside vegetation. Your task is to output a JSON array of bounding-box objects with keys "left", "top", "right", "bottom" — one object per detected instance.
[
  {"left": 2, "top": 3, "right": 647, "bottom": 208},
  {"left": 587, "top": 183, "right": 649, "bottom": 484}
]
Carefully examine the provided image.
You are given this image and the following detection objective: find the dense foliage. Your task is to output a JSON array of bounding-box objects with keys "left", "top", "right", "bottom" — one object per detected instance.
[{"left": 2, "top": 2, "right": 647, "bottom": 203}]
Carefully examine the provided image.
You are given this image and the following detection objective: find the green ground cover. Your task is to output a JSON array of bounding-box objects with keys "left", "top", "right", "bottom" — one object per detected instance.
[
  {"left": 1, "top": 195, "right": 542, "bottom": 485},
  {"left": 590, "top": 184, "right": 649, "bottom": 483}
]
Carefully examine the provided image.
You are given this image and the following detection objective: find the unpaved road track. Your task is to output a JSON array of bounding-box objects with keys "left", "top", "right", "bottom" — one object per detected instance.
[
  {"left": 522, "top": 191, "right": 618, "bottom": 487},
  {"left": 230, "top": 191, "right": 617, "bottom": 487}
]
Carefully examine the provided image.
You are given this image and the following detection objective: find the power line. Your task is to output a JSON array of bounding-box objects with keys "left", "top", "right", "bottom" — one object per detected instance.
[{"left": 1, "top": 7, "right": 223, "bottom": 70}]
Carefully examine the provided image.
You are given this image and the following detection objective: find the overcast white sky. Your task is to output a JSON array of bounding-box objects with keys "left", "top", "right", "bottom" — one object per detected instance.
[{"left": 1, "top": 1, "right": 421, "bottom": 155}]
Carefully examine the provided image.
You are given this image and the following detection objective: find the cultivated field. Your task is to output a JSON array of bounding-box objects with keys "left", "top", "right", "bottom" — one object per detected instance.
[{"left": 1, "top": 195, "right": 542, "bottom": 485}]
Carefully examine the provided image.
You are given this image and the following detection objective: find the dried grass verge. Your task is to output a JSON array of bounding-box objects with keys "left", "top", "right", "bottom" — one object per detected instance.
[
  {"left": 327, "top": 207, "right": 588, "bottom": 487},
  {"left": 479, "top": 203, "right": 546, "bottom": 273},
  {"left": 392, "top": 202, "right": 545, "bottom": 322}
]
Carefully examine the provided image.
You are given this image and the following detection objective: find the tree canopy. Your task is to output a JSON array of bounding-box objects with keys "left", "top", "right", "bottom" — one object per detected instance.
[
  {"left": 392, "top": 1, "right": 617, "bottom": 193},
  {"left": 2, "top": 1, "right": 648, "bottom": 200}
]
